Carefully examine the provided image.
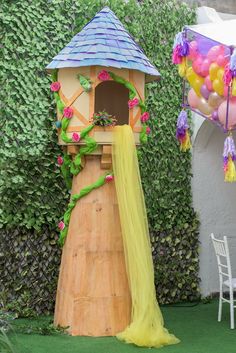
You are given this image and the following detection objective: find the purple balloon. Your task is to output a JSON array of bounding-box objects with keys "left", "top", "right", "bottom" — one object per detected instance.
[
  {"left": 200, "top": 84, "right": 210, "bottom": 100},
  {"left": 212, "top": 111, "right": 219, "bottom": 121},
  {"left": 196, "top": 34, "right": 217, "bottom": 55}
]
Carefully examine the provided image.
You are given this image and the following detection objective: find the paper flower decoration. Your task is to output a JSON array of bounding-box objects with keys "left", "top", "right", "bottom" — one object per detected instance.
[
  {"left": 128, "top": 98, "right": 139, "bottom": 109},
  {"left": 58, "top": 221, "right": 65, "bottom": 231},
  {"left": 72, "top": 132, "right": 80, "bottom": 142},
  {"left": 98, "top": 70, "right": 110, "bottom": 81},
  {"left": 141, "top": 112, "right": 150, "bottom": 123},
  {"left": 57, "top": 156, "right": 63, "bottom": 165},
  {"left": 50, "top": 81, "right": 61, "bottom": 92},
  {"left": 63, "top": 107, "right": 73, "bottom": 119},
  {"left": 105, "top": 174, "right": 114, "bottom": 182}
]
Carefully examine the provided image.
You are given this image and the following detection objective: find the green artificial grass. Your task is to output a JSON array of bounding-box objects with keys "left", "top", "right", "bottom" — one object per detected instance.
[{"left": 9, "top": 300, "right": 236, "bottom": 353}]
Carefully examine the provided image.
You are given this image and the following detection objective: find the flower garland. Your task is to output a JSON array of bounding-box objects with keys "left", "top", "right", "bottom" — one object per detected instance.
[
  {"left": 51, "top": 68, "right": 151, "bottom": 246},
  {"left": 58, "top": 172, "right": 114, "bottom": 246}
]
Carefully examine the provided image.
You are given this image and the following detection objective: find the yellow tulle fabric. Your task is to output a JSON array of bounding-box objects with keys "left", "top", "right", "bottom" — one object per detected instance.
[
  {"left": 112, "top": 125, "right": 180, "bottom": 348},
  {"left": 225, "top": 156, "right": 236, "bottom": 182}
]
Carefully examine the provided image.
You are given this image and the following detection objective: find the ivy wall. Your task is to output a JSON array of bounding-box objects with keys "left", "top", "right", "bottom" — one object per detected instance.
[{"left": 0, "top": 0, "right": 199, "bottom": 315}]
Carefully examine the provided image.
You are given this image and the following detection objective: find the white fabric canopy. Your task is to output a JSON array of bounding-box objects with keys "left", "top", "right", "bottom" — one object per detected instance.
[{"left": 186, "top": 19, "right": 236, "bottom": 47}]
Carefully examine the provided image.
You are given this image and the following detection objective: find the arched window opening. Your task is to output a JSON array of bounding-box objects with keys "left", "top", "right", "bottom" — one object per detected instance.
[{"left": 95, "top": 81, "right": 129, "bottom": 125}]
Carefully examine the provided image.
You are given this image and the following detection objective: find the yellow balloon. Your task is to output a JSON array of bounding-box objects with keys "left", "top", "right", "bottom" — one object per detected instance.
[
  {"left": 209, "top": 63, "right": 220, "bottom": 81},
  {"left": 217, "top": 68, "right": 224, "bottom": 82},
  {"left": 178, "top": 60, "right": 187, "bottom": 78},
  {"left": 186, "top": 67, "right": 195, "bottom": 81},
  {"left": 192, "top": 78, "right": 204, "bottom": 96},
  {"left": 232, "top": 78, "right": 236, "bottom": 96},
  {"left": 186, "top": 66, "right": 204, "bottom": 96},
  {"left": 213, "top": 78, "right": 224, "bottom": 96}
]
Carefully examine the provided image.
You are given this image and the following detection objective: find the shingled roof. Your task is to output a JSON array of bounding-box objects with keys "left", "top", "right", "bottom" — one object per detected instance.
[{"left": 46, "top": 7, "right": 160, "bottom": 82}]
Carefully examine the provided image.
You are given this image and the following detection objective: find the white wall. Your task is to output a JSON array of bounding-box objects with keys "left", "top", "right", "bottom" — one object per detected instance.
[
  {"left": 192, "top": 122, "right": 236, "bottom": 295},
  {"left": 192, "top": 7, "right": 236, "bottom": 296}
]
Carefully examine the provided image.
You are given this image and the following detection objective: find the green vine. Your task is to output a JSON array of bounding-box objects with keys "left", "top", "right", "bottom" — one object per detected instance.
[
  {"left": 108, "top": 71, "right": 137, "bottom": 99},
  {"left": 77, "top": 74, "right": 92, "bottom": 92},
  {"left": 107, "top": 71, "right": 149, "bottom": 143},
  {"left": 58, "top": 172, "right": 113, "bottom": 246}
]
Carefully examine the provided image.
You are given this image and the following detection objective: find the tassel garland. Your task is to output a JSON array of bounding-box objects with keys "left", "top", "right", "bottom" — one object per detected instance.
[
  {"left": 176, "top": 110, "right": 191, "bottom": 152},
  {"left": 223, "top": 49, "right": 236, "bottom": 95},
  {"left": 172, "top": 32, "right": 189, "bottom": 65},
  {"left": 223, "top": 134, "right": 236, "bottom": 182}
]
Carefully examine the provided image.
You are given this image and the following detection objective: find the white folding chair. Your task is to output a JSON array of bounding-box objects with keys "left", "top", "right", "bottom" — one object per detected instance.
[{"left": 210, "top": 233, "right": 236, "bottom": 329}]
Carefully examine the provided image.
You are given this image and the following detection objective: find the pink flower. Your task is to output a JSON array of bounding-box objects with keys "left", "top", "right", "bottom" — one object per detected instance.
[
  {"left": 172, "top": 45, "right": 182, "bottom": 64},
  {"left": 63, "top": 106, "right": 73, "bottom": 119},
  {"left": 105, "top": 174, "right": 114, "bottom": 182},
  {"left": 57, "top": 156, "right": 63, "bottom": 165},
  {"left": 146, "top": 127, "right": 151, "bottom": 135},
  {"left": 72, "top": 132, "right": 80, "bottom": 142},
  {"left": 50, "top": 81, "right": 61, "bottom": 92},
  {"left": 141, "top": 112, "right": 150, "bottom": 123},
  {"left": 58, "top": 221, "right": 65, "bottom": 231},
  {"left": 128, "top": 98, "right": 139, "bottom": 109},
  {"left": 98, "top": 70, "right": 110, "bottom": 81}
]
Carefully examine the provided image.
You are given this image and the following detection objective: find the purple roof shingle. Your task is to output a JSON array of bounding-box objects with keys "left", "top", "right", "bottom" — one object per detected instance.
[{"left": 46, "top": 7, "right": 160, "bottom": 82}]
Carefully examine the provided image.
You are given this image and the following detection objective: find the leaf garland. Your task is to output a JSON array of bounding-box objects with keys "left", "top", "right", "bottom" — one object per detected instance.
[{"left": 58, "top": 172, "right": 113, "bottom": 246}]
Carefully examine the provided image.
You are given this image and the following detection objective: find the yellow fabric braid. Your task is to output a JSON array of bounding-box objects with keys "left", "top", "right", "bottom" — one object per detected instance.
[{"left": 112, "top": 125, "right": 180, "bottom": 348}]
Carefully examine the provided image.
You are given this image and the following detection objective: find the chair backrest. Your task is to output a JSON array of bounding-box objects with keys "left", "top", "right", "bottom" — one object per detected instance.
[{"left": 210, "top": 233, "right": 232, "bottom": 282}]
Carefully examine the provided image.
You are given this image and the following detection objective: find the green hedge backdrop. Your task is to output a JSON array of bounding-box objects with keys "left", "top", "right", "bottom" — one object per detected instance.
[{"left": 0, "top": 0, "right": 199, "bottom": 316}]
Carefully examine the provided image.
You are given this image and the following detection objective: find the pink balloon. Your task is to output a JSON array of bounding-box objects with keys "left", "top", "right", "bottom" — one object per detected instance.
[
  {"left": 188, "top": 88, "right": 199, "bottom": 109},
  {"left": 205, "top": 75, "right": 213, "bottom": 91},
  {"left": 207, "top": 45, "right": 224, "bottom": 62},
  {"left": 201, "top": 58, "right": 211, "bottom": 77},
  {"left": 218, "top": 99, "right": 236, "bottom": 128},
  {"left": 188, "top": 41, "right": 198, "bottom": 60},
  {"left": 192, "top": 56, "right": 203, "bottom": 75},
  {"left": 217, "top": 54, "right": 229, "bottom": 67}
]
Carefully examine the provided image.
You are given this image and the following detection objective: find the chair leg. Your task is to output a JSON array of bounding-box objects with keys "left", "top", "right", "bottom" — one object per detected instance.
[
  {"left": 218, "top": 281, "right": 223, "bottom": 322},
  {"left": 218, "top": 296, "right": 222, "bottom": 322},
  {"left": 230, "top": 289, "right": 234, "bottom": 329}
]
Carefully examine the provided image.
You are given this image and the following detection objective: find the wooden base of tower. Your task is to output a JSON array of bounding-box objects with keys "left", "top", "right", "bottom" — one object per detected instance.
[{"left": 54, "top": 154, "right": 131, "bottom": 336}]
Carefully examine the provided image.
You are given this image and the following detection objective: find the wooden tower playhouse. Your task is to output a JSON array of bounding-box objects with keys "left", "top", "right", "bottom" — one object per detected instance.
[{"left": 47, "top": 6, "right": 160, "bottom": 337}]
